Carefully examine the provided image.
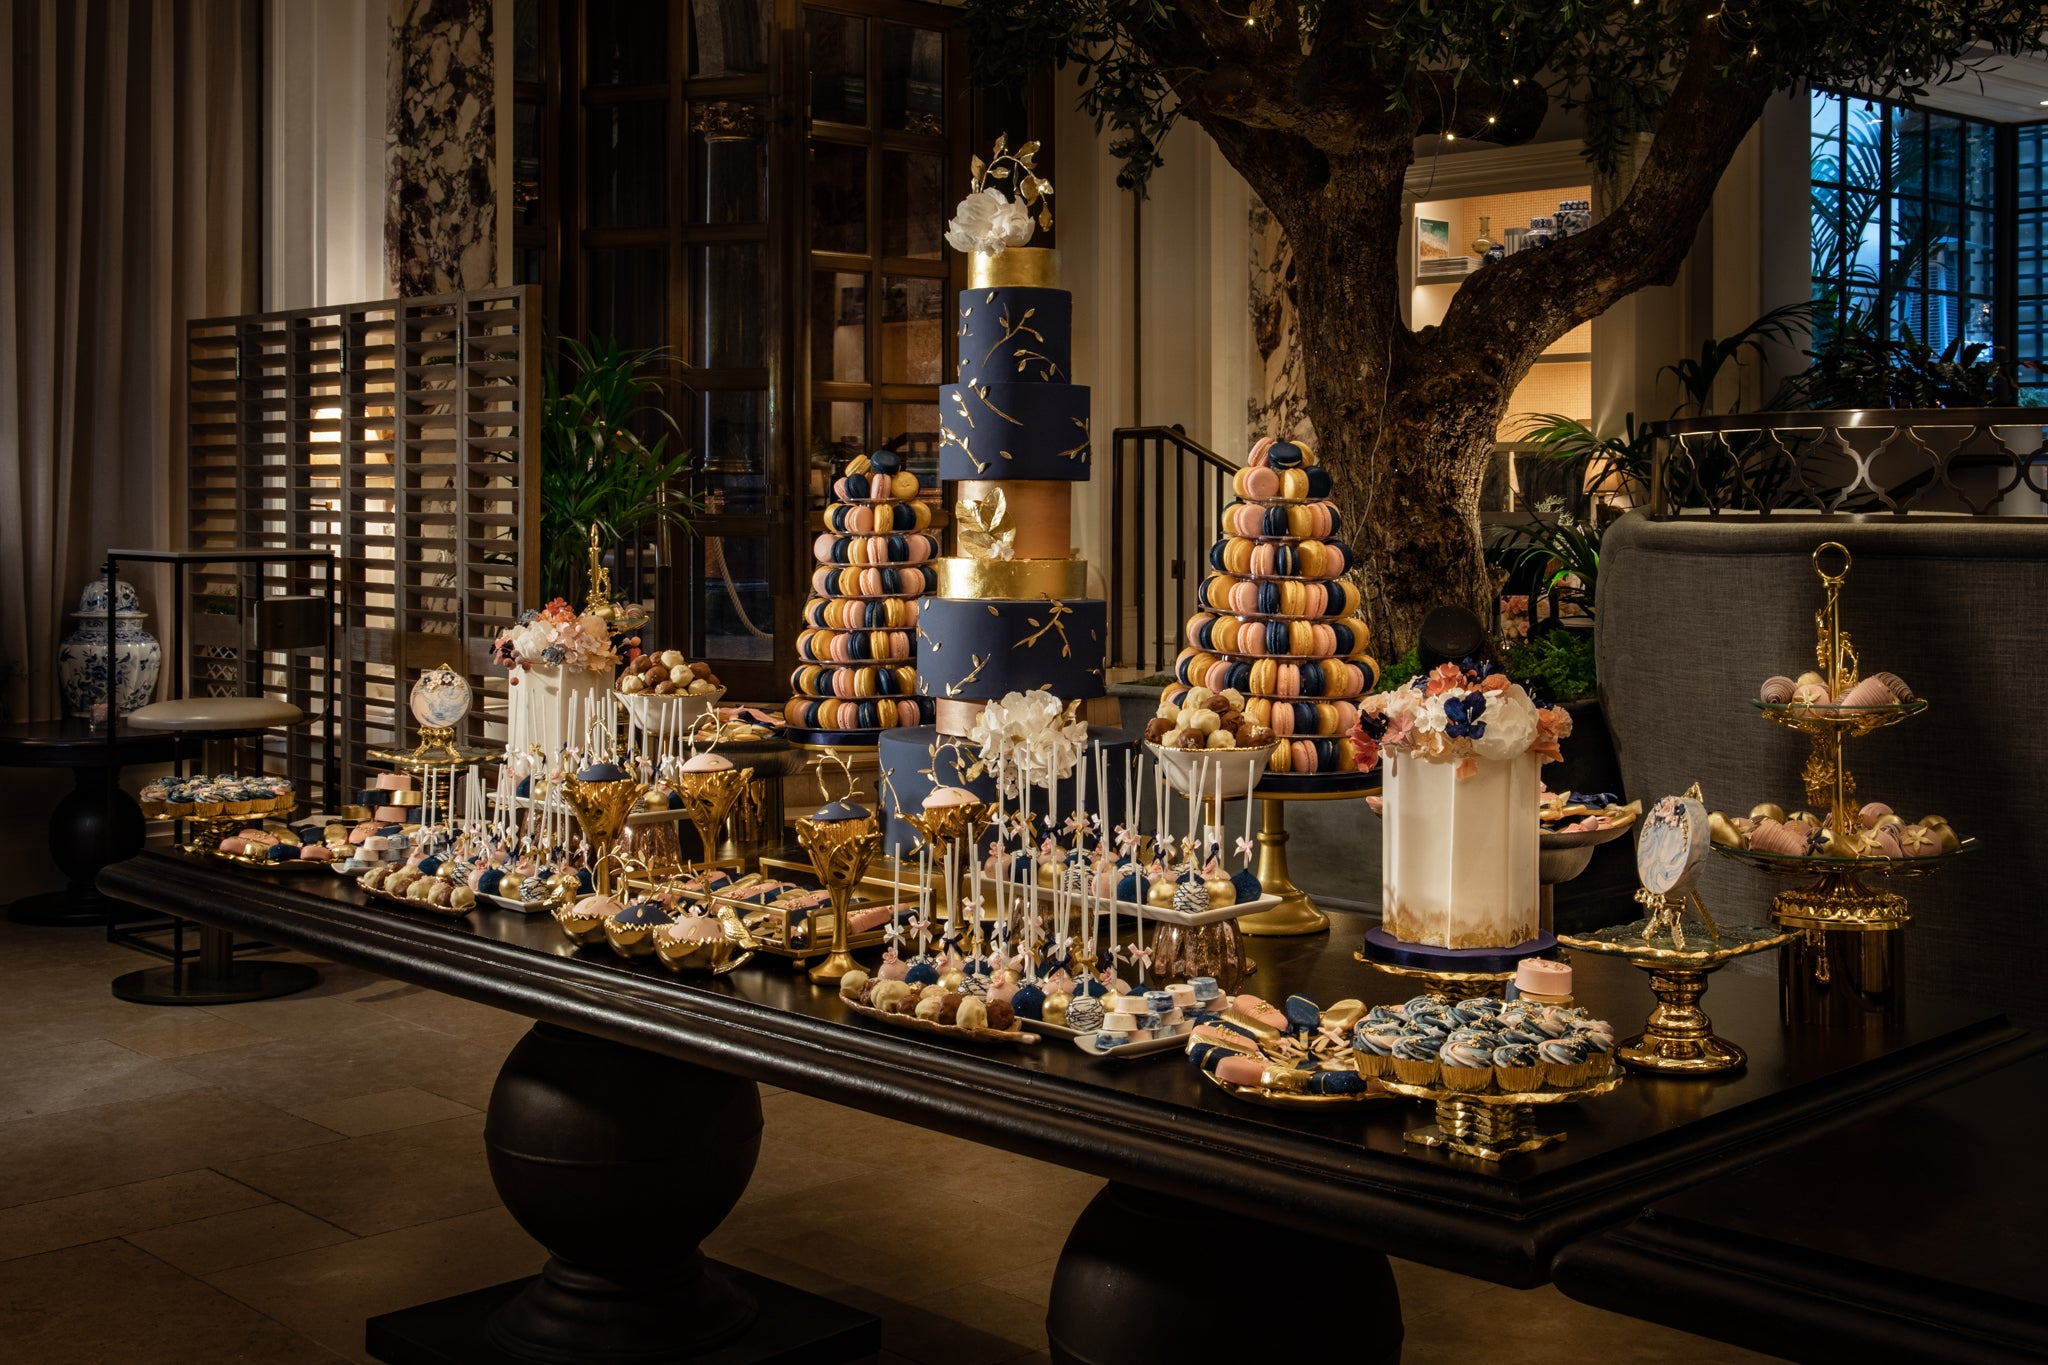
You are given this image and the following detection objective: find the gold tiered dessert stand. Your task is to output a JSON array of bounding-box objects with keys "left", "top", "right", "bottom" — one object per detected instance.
[{"left": 1718, "top": 543, "right": 1975, "bottom": 932}]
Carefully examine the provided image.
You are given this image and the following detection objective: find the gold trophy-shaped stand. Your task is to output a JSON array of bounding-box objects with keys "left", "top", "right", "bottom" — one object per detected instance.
[
  {"left": 795, "top": 810, "right": 883, "bottom": 986},
  {"left": 899, "top": 800, "right": 997, "bottom": 954},
  {"left": 674, "top": 764, "right": 756, "bottom": 874},
  {"left": 560, "top": 758, "right": 650, "bottom": 899}
]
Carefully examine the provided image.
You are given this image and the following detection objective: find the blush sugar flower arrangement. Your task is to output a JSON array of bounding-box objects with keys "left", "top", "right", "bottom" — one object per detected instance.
[
  {"left": 1356, "top": 660, "right": 1570, "bottom": 781},
  {"left": 491, "top": 599, "right": 620, "bottom": 678}
]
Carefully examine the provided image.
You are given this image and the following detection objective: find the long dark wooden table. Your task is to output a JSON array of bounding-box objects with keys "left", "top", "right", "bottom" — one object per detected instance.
[
  {"left": 101, "top": 850, "right": 2031, "bottom": 1365},
  {"left": 1554, "top": 1048, "right": 2048, "bottom": 1364}
]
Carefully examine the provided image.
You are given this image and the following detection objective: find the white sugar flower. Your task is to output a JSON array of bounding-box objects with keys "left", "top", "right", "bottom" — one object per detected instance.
[
  {"left": 1471, "top": 685, "right": 1539, "bottom": 761},
  {"left": 945, "top": 187, "right": 1035, "bottom": 256}
]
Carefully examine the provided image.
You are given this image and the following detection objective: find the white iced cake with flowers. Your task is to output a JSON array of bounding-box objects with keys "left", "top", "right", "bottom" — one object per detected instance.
[{"left": 1360, "top": 662, "right": 1571, "bottom": 949}]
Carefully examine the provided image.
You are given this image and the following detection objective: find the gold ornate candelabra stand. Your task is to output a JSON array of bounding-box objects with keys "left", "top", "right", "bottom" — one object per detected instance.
[
  {"left": 794, "top": 810, "right": 884, "bottom": 986},
  {"left": 1712, "top": 544, "right": 1974, "bottom": 1019},
  {"left": 1727, "top": 543, "right": 1957, "bottom": 929}
]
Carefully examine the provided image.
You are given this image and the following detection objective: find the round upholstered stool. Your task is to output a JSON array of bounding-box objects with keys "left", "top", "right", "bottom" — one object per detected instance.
[{"left": 114, "top": 697, "right": 319, "bottom": 1006}]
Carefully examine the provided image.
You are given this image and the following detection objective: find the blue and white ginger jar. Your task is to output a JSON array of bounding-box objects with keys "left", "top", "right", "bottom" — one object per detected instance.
[{"left": 58, "top": 579, "right": 162, "bottom": 717}]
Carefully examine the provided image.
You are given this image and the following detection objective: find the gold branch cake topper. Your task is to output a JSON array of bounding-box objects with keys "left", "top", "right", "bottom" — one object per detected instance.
[{"left": 947, "top": 136, "right": 1053, "bottom": 255}]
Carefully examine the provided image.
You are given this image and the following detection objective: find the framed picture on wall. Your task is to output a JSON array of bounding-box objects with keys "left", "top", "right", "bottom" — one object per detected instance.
[{"left": 1416, "top": 216, "right": 1452, "bottom": 264}]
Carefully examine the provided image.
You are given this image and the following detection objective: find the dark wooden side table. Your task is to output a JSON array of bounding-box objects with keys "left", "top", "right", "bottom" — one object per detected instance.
[{"left": 0, "top": 719, "right": 179, "bottom": 927}]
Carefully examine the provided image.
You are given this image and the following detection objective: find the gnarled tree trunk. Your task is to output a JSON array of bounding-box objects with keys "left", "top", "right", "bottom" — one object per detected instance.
[{"left": 1153, "top": 6, "right": 1772, "bottom": 661}]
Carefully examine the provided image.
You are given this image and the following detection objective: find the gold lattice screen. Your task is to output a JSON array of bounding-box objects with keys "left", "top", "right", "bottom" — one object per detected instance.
[{"left": 185, "top": 286, "right": 540, "bottom": 795}]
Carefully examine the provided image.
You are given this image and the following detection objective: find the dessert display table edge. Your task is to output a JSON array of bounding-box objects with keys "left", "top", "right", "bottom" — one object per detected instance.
[{"left": 99, "top": 852, "right": 2029, "bottom": 1362}]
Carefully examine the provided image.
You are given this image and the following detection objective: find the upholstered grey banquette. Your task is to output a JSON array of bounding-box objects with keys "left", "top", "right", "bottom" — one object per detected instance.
[{"left": 1596, "top": 512, "right": 2048, "bottom": 1028}]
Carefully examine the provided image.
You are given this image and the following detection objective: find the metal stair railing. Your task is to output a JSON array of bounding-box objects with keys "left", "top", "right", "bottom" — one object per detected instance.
[{"left": 1108, "top": 425, "right": 1241, "bottom": 679}]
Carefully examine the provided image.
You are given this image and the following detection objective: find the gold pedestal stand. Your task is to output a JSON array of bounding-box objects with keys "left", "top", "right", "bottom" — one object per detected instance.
[
  {"left": 1562, "top": 889, "right": 1792, "bottom": 1076},
  {"left": 367, "top": 726, "right": 495, "bottom": 771},
  {"left": 1239, "top": 786, "right": 1373, "bottom": 937},
  {"left": 1380, "top": 1069, "right": 1623, "bottom": 1161}
]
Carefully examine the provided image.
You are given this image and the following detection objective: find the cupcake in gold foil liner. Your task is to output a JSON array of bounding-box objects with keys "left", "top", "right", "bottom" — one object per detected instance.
[
  {"left": 1438, "top": 1030, "right": 1497, "bottom": 1092},
  {"left": 1390, "top": 1037, "right": 1443, "bottom": 1087}
]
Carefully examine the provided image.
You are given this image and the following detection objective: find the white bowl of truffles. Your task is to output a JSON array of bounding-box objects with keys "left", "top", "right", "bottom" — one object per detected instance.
[{"left": 616, "top": 650, "right": 725, "bottom": 729}]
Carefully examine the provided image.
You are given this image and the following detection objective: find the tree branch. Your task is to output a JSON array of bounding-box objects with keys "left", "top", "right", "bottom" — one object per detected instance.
[{"left": 1431, "top": 10, "right": 1773, "bottom": 370}]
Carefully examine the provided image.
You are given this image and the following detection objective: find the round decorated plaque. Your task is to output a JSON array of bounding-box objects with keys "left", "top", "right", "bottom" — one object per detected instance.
[
  {"left": 409, "top": 664, "right": 473, "bottom": 731},
  {"left": 1637, "top": 791, "right": 1709, "bottom": 896}
]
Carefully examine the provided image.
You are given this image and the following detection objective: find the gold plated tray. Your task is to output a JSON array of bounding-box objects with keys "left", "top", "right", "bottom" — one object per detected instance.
[
  {"left": 837, "top": 993, "right": 1039, "bottom": 1047},
  {"left": 1196, "top": 1065, "right": 1387, "bottom": 1109},
  {"left": 1712, "top": 838, "right": 1976, "bottom": 877},
  {"left": 1753, "top": 699, "right": 1926, "bottom": 736},
  {"left": 357, "top": 880, "right": 473, "bottom": 918}
]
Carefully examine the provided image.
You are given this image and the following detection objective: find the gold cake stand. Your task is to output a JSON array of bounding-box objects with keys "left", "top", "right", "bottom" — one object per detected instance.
[
  {"left": 1350, "top": 953, "right": 1517, "bottom": 1001},
  {"left": 1379, "top": 1066, "right": 1624, "bottom": 1161},
  {"left": 1240, "top": 783, "right": 1377, "bottom": 936}
]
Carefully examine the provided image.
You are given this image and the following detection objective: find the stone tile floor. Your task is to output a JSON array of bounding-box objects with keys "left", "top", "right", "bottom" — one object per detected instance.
[{"left": 0, "top": 915, "right": 1771, "bottom": 1364}]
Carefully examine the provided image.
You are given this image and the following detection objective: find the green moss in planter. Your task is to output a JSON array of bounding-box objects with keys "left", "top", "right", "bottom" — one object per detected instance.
[{"left": 1503, "top": 630, "right": 1598, "bottom": 705}]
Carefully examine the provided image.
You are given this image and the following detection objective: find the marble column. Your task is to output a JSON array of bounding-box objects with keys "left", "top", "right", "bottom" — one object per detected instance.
[
  {"left": 1247, "top": 196, "right": 1314, "bottom": 447},
  {"left": 385, "top": 0, "right": 497, "bottom": 296}
]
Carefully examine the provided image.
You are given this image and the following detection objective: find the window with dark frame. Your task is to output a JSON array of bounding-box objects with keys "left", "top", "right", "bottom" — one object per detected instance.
[{"left": 1810, "top": 86, "right": 2048, "bottom": 402}]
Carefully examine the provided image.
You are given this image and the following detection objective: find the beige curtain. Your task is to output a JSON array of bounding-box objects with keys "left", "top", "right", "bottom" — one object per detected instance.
[{"left": 1, "top": 0, "right": 259, "bottom": 721}]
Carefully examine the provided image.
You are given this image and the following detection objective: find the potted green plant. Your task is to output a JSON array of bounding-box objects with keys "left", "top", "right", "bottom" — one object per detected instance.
[{"left": 537, "top": 338, "right": 701, "bottom": 606}]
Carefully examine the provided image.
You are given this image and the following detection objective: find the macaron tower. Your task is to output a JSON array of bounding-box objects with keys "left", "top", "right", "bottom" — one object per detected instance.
[
  {"left": 1169, "top": 437, "right": 1377, "bottom": 786},
  {"left": 785, "top": 449, "right": 936, "bottom": 745}
]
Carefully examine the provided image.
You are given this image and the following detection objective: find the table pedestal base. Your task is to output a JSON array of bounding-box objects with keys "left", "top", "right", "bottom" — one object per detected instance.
[
  {"left": 366, "top": 1022, "right": 878, "bottom": 1365},
  {"left": 1048, "top": 1183, "right": 1402, "bottom": 1364},
  {"left": 367, "top": 1263, "right": 877, "bottom": 1365},
  {"left": 11, "top": 764, "right": 150, "bottom": 926}
]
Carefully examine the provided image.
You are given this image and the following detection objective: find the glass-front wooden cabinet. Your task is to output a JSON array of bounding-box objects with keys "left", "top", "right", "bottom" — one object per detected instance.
[{"left": 512, "top": 0, "right": 967, "bottom": 698}]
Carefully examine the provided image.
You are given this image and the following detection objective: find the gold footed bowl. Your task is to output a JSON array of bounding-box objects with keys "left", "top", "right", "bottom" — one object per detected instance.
[
  {"left": 552, "top": 893, "right": 618, "bottom": 945},
  {"left": 653, "top": 909, "right": 756, "bottom": 975}
]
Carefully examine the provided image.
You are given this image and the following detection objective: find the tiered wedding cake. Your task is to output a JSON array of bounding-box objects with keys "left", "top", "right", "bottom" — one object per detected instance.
[
  {"left": 784, "top": 449, "right": 936, "bottom": 745},
  {"left": 1169, "top": 438, "right": 1376, "bottom": 786},
  {"left": 877, "top": 148, "right": 1112, "bottom": 846}
]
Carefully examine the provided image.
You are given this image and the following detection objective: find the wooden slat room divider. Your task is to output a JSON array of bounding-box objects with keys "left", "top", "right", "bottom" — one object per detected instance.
[{"left": 185, "top": 286, "right": 541, "bottom": 796}]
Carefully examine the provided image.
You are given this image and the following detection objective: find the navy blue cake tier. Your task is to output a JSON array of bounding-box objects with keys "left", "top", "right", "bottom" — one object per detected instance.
[
  {"left": 876, "top": 724, "right": 1136, "bottom": 856},
  {"left": 956, "top": 287, "right": 1072, "bottom": 388},
  {"left": 938, "top": 382, "right": 1092, "bottom": 482},
  {"left": 915, "top": 597, "right": 1107, "bottom": 705}
]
